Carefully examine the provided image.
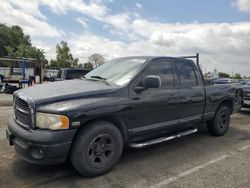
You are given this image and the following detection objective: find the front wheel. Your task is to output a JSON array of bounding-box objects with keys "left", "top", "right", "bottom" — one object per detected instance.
[
  {"left": 207, "top": 105, "right": 230, "bottom": 136},
  {"left": 70, "top": 121, "right": 123, "bottom": 177}
]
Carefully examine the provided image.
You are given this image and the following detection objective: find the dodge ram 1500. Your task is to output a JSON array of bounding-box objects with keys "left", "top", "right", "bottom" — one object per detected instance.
[{"left": 7, "top": 54, "right": 242, "bottom": 177}]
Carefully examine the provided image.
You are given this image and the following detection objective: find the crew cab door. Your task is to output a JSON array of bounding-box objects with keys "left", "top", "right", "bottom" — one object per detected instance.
[
  {"left": 127, "top": 58, "right": 179, "bottom": 135},
  {"left": 175, "top": 60, "right": 205, "bottom": 124}
]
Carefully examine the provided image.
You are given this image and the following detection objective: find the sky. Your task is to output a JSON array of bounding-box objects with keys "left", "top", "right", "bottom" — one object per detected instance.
[{"left": 0, "top": 0, "right": 250, "bottom": 75}]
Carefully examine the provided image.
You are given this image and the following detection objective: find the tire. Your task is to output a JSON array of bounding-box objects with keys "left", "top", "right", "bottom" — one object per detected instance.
[
  {"left": 207, "top": 105, "right": 230, "bottom": 136},
  {"left": 70, "top": 121, "right": 123, "bottom": 177}
]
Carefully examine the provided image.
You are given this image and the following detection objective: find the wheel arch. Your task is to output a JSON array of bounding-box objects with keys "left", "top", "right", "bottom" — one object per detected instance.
[
  {"left": 218, "top": 99, "right": 234, "bottom": 114},
  {"left": 76, "top": 116, "right": 129, "bottom": 143}
]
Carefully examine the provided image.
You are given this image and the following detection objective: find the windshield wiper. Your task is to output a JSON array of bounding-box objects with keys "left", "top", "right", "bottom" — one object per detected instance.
[
  {"left": 90, "top": 75, "right": 107, "bottom": 80},
  {"left": 87, "top": 75, "right": 111, "bottom": 85}
]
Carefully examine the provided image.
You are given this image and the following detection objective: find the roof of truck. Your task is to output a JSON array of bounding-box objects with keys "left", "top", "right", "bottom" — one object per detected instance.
[{"left": 116, "top": 56, "right": 195, "bottom": 62}]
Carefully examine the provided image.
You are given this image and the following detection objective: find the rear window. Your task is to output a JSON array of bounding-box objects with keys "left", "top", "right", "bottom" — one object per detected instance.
[
  {"left": 176, "top": 61, "right": 198, "bottom": 87},
  {"left": 66, "top": 70, "right": 83, "bottom": 79}
]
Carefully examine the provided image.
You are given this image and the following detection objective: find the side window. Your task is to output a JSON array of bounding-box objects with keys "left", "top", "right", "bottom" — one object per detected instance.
[
  {"left": 144, "top": 60, "right": 175, "bottom": 89},
  {"left": 68, "top": 71, "right": 82, "bottom": 79},
  {"left": 176, "top": 61, "right": 198, "bottom": 87}
]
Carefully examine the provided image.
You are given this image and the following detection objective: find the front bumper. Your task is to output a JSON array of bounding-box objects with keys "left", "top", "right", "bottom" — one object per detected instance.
[
  {"left": 242, "top": 98, "right": 250, "bottom": 107},
  {"left": 7, "top": 117, "right": 77, "bottom": 165}
]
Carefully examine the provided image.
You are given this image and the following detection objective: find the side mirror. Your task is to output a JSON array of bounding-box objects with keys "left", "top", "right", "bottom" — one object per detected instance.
[{"left": 135, "top": 75, "right": 161, "bottom": 92}]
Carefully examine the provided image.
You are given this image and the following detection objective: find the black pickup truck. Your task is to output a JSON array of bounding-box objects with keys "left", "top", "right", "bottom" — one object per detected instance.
[
  {"left": 7, "top": 54, "right": 242, "bottom": 177},
  {"left": 242, "top": 81, "right": 250, "bottom": 107}
]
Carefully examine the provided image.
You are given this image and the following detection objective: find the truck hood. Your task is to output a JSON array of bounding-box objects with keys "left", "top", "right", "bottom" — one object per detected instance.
[{"left": 15, "top": 79, "right": 119, "bottom": 105}]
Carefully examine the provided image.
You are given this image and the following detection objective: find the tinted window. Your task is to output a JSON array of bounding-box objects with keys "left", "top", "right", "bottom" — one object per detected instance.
[
  {"left": 57, "top": 70, "right": 62, "bottom": 78},
  {"left": 82, "top": 70, "right": 90, "bottom": 75},
  {"left": 145, "top": 60, "right": 174, "bottom": 88},
  {"left": 176, "top": 61, "right": 198, "bottom": 87},
  {"left": 66, "top": 70, "right": 83, "bottom": 79}
]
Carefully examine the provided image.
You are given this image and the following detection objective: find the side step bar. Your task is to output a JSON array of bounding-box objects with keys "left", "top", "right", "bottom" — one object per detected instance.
[{"left": 129, "top": 128, "right": 198, "bottom": 148}]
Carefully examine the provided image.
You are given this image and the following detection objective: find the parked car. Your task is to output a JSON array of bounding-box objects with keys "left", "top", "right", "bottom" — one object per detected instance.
[
  {"left": 43, "top": 68, "right": 59, "bottom": 82},
  {"left": 214, "top": 78, "right": 239, "bottom": 84},
  {"left": 55, "top": 68, "right": 90, "bottom": 81},
  {"left": 7, "top": 56, "right": 242, "bottom": 177},
  {"left": 239, "top": 80, "right": 248, "bottom": 85},
  {"left": 3, "top": 71, "right": 23, "bottom": 83},
  {"left": 241, "top": 81, "right": 250, "bottom": 107}
]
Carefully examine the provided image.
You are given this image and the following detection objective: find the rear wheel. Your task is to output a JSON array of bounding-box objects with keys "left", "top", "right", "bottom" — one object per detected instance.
[
  {"left": 207, "top": 105, "right": 230, "bottom": 136},
  {"left": 70, "top": 121, "right": 123, "bottom": 177}
]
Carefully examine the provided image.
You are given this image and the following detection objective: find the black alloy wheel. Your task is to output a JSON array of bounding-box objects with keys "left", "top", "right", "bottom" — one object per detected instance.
[
  {"left": 70, "top": 121, "right": 123, "bottom": 177},
  {"left": 207, "top": 105, "right": 230, "bottom": 136}
]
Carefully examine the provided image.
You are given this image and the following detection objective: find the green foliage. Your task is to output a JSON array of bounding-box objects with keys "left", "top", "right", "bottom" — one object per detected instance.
[
  {"left": 218, "top": 72, "right": 230, "bottom": 78},
  {"left": 83, "top": 62, "right": 94, "bottom": 69},
  {"left": 0, "top": 24, "right": 31, "bottom": 57},
  {"left": 48, "top": 59, "right": 57, "bottom": 68},
  {"left": 88, "top": 53, "right": 105, "bottom": 68},
  {"left": 4, "top": 45, "right": 15, "bottom": 57},
  {"left": 56, "top": 41, "right": 78, "bottom": 68},
  {"left": 72, "top": 58, "right": 79, "bottom": 68},
  {"left": 232, "top": 73, "right": 241, "bottom": 80},
  {"left": 0, "top": 24, "right": 46, "bottom": 65},
  {"left": 77, "top": 63, "right": 83, "bottom": 68}
]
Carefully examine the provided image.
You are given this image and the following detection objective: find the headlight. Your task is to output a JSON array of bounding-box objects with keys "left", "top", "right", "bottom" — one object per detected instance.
[{"left": 36, "top": 112, "right": 69, "bottom": 130}]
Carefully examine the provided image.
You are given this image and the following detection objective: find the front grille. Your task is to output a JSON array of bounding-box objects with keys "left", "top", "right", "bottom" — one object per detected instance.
[
  {"left": 16, "top": 97, "right": 29, "bottom": 111},
  {"left": 243, "top": 91, "right": 250, "bottom": 98},
  {"left": 14, "top": 96, "right": 32, "bottom": 128}
]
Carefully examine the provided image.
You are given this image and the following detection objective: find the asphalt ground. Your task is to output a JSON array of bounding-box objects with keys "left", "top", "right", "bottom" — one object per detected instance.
[
  {"left": 0, "top": 106, "right": 250, "bottom": 188},
  {"left": 0, "top": 93, "right": 13, "bottom": 107}
]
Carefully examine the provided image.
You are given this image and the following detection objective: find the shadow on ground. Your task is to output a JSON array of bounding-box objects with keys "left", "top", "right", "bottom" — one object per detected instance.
[{"left": 2, "top": 124, "right": 249, "bottom": 188}]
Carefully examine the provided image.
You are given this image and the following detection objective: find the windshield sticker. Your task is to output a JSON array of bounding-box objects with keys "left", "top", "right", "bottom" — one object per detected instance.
[{"left": 130, "top": 59, "right": 146, "bottom": 63}]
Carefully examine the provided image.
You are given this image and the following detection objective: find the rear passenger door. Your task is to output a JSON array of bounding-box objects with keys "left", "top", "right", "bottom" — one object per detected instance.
[{"left": 175, "top": 60, "right": 205, "bottom": 124}]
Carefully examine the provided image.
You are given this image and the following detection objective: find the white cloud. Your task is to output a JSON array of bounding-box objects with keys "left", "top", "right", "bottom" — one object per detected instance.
[
  {"left": 40, "top": 0, "right": 108, "bottom": 19},
  {"left": 234, "top": 0, "right": 250, "bottom": 12},
  {"left": 8, "top": 0, "right": 47, "bottom": 20},
  {"left": 104, "top": 13, "right": 131, "bottom": 31},
  {"left": 76, "top": 17, "right": 89, "bottom": 28},
  {"left": 41, "top": 0, "right": 137, "bottom": 33},
  {"left": 131, "top": 20, "right": 250, "bottom": 55},
  {"left": 135, "top": 3, "right": 142, "bottom": 9},
  {"left": 32, "top": 40, "right": 56, "bottom": 60},
  {"left": 0, "top": 1, "right": 62, "bottom": 37},
  {"left": 66, "top": 20, "right": 250, "bottom": 75},
  {"left": 1, "top": 0, "right": 250, "bottom": 75}
]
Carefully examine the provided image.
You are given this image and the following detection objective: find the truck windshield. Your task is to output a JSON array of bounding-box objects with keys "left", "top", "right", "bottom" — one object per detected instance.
[{"left": 85, "top": 57, "right": 147, "bottom": 86}]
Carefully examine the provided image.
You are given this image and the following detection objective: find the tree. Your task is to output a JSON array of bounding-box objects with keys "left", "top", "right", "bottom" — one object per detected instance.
[
  {"left": 242, "top": 75, "right": 248, "bottom": 79},
  {"left": 0, "top": 24, "right": 31, "bottom": 57},
  {"left": 88, "top": 53, "right": 105, "bottom": 68},
  {"left": 72, "top": 58, "right": 79, "bottom": 68},
  {"left": 233, "top": 73, "right": 241, "bottom": 80},
  {"left": 4, "top": 45, "right": 15, "bottom": 57},
  {"left": 56, "top": 41, "right": 78, "bottom": 68},
  {"left": 84, "top": 62, "right": 94, "bottom": 69},
  {"left": 49, "top": 59, "right": 58, "bottom": 68},
  {"left": 0, "top": 24, "right": 46, "bottom": 67},
  {"left": 218, "top": 72, "right": 230, "bottom": 78},
  {"left": 77, "top": 63, "right": 83, "bottom": 68}
]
